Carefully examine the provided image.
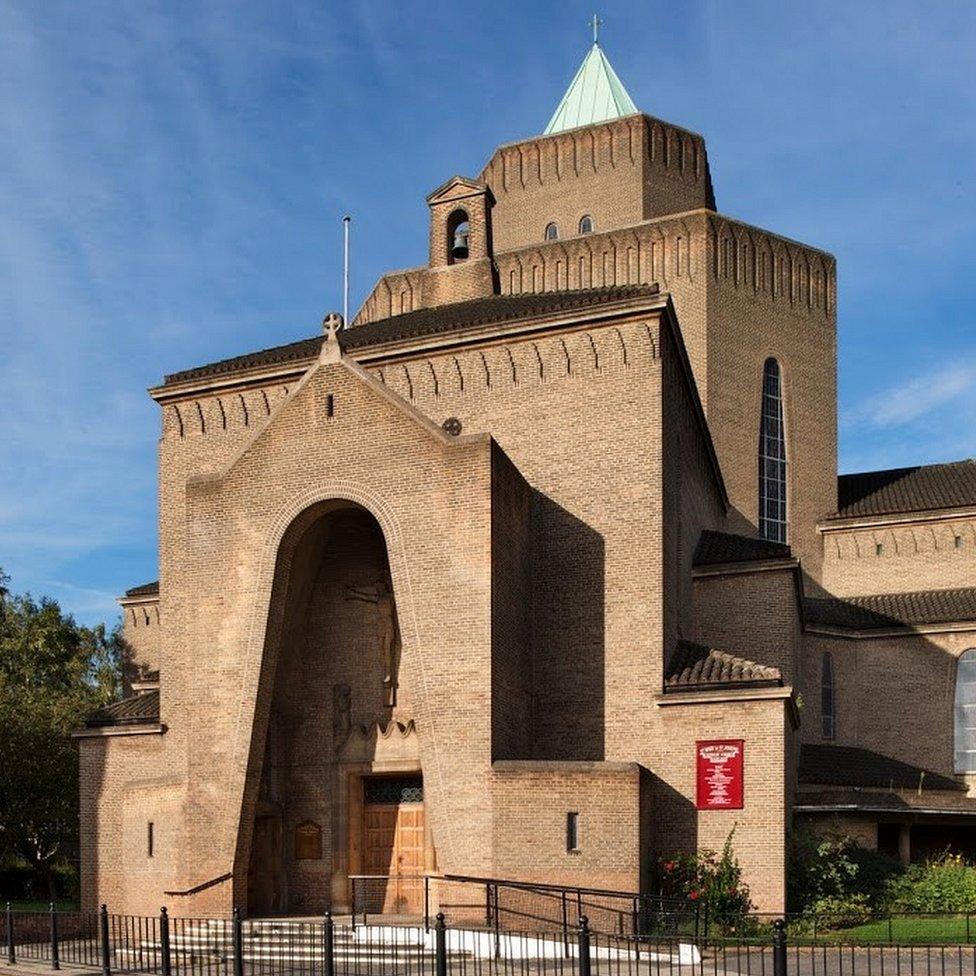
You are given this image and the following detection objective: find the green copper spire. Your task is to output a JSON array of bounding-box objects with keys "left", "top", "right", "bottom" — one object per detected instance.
[{"left": 544, "top": 25, "right": 639, "bottom": 135}]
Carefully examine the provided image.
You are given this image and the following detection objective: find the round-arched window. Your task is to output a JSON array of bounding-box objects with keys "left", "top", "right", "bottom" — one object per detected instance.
[
  {"left": 955, "top": 650, "right": 976, "bottom": 772},
  {"left": 544, "top": 222, "right": 559, "bottom": 242},
  {"left": 758, "top": 358, "right": 787, "bottom": 543},
  {"left": 579, "top": 215, "right": 594, "bottom": 235}
]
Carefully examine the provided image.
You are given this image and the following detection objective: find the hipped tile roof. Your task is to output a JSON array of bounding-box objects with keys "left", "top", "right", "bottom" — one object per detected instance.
[
  {"left": 836, "top": 460, "right": 976, "bottom": 518},
  {"left": 804, "top": 587, "right": 976, "bottom": 630},
  {"left": 693, "top": 530, "right": 792, "bottom": 567},
  {"left": 664, "top": 640, "right": 781, "bottom": 691},
  {"left": 799, "top": 743, "right": 963, "bottom": 792},
  {"left": 163, "top": 286, "right": 660, "bottom": 386},
  {"left": 123, "top": 581, "right": 159, "bottom": 598},
  {"left": 796, "top": 788, "right": 976, "bottom": 816},
  {"left": 86, "top": 690, "right": 160, "bottom": 728}
]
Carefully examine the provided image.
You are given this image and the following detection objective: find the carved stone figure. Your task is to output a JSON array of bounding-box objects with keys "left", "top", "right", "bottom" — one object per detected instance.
[
  {"left": 332, "top": 683, "right": 351, "bottom": 742},
  {"left": 345, "top": 579, "right": 401, "bottom": 705}
]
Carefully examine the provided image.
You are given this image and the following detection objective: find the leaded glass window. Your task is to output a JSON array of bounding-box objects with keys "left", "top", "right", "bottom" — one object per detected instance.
[
  {"left": 955, "top": 651, "right": 976, "bottom": 773},
  {"left": 821, "top": 652, "right": 836, "bottom": 740},
  {"left": 364, "top": 775, "right": 424, "bottom": 805},
  {"left": 759, "top": 358, "right": 787, "bottom": 543}
]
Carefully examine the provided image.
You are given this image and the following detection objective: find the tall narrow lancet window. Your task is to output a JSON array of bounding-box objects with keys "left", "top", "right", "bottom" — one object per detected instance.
[
  {"left": 821, "top": 652, "right": 836, "bottom": 740},
  {"left": 758, "top": 358, "right": 787, "bottom": 542},
  {"left": 955, "top": 650, "right": 976, "bottom": 772}
]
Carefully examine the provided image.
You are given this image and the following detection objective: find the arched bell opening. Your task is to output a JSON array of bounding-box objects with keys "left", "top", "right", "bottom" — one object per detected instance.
[{"left": 447, "top": 208, "right": 470, "bottom": 264}]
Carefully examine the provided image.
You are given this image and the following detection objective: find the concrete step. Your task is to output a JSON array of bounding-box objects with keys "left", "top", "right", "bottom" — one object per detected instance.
[{"left": 115, "top": 944, "right": 465, "bottom": 963}]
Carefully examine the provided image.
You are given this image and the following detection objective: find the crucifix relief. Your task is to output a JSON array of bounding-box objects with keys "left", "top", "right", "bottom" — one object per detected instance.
[{"left": 345, "top": 579, "right": 401, "bottom": 706}]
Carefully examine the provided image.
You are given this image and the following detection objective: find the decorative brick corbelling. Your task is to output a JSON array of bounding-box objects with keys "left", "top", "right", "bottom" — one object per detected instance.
[{"left": 353, "top": 211, "right": 833, "bottom": 328}]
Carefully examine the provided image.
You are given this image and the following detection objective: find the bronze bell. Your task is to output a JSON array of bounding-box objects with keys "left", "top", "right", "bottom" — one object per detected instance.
[{"left": 451, "top": 225, "right": 469, "bottom": 261}]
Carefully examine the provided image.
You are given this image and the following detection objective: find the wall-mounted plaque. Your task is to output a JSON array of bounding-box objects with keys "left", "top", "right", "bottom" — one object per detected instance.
[
  {"left": 696, "top": 740, "right": 744, "bottom": 810},
  {"left": 294, "top": 820, "right": 323, "bottom": 860}
]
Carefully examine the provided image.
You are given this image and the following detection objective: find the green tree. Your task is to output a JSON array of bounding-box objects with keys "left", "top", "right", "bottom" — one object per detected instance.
[{"left": 0, "top": 569, "right": 122, "bottom": 898}]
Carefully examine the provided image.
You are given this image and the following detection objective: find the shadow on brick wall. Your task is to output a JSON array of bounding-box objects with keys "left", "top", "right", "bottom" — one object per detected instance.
[{"left": 531, "top": 493, "right": 605, "bottom": 761}]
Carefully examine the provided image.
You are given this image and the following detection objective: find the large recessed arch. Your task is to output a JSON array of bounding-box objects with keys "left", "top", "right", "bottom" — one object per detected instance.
[{"left": 230, "top": 486, "right": 449, "bottom": 914}]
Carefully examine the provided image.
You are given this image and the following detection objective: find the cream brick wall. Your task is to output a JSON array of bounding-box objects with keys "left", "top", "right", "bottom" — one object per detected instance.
[
  {"left": 821, "top": 515, "right": 976, "bottom": 597},
  {"left": 491, "top": 762, "right": 647, "bottom": 892},
  {"left": 80, "top": 105, "right": 847, "bottom": 919},
  {"left": 81, "top": 299, "right": 798, "bottom": 914},
  {"left": 356, "top": 214, "right": 835, "bottom": 588},
  {"left": 653, "top": 696, "right": 794, "bottom": 914},
  {"left": 481, "top": 115, "right": 712, "bottom": 254},
  {"left": 802, "top": 629, "right": 976, "bottom": 776},
  {"left": 119, "top": 595, "right": 162, "bottom": 693},
  {"left": 692, "top": 566, "right": 802, "bottom": 685}
]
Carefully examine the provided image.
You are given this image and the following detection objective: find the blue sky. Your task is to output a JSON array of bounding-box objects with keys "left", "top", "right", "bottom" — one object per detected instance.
[{"left": 1, "top": 0, "right": 974, "bottom": 627}]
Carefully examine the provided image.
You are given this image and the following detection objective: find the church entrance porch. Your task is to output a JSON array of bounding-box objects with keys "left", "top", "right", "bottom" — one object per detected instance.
[{"left": 241, "top": 500, "right": 420, "bottom": 918}]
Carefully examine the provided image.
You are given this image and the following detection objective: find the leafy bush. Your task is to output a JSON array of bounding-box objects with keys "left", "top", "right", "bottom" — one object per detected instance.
[
  {"left": 887, "top": 853, "right": 976, "bottom": 913},
  {"left": 807, "top": 894, "right": 873, "bottom": 928},
  {"left": 658, "top": 829, "right": 754, "bottom": 930},
  {"left": 788, "top": 828, "right": 901, "bottom": 913}
]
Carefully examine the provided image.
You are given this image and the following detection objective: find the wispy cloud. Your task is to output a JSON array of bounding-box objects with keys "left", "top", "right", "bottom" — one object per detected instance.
[
  {"left": 844, "top": 361, "right": 976, "bottom": 430},
  {"left": 1, "top": 0, "right": 975, "bottom": 624}
]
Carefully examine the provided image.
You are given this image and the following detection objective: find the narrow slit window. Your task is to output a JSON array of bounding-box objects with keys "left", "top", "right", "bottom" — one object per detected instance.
[
  {"left": 325, "top": 393, "right": 335, "bottom": 418},
  {"left": 566, "top": 812, "right": 580, "bottom": 852},
  {"left": 148, "top": 821, "right": 155, "bottom": 858},
  {"left": 758, "top": 358, "right": 787, "bottom": 543},
  {"left": 821, "top": 652, "right": 836, "bottom": 740}
]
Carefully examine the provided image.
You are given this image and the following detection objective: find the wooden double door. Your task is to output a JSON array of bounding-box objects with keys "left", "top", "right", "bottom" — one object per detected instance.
[{"left": 362, "top": 775, "right": 425, "bottom": 915}]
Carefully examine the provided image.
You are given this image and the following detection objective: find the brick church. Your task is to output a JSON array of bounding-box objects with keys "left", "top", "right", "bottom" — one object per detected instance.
[{"left": 75, "top": 38, "right": 976, "bottom": 917}]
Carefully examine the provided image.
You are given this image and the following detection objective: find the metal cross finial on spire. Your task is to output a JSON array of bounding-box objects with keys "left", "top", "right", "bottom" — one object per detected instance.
[{"left": 591, "top": 13, "right": 601, "bottom": 44}]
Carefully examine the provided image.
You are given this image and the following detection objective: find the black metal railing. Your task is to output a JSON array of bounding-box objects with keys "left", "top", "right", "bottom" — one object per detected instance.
[
  {"left": 349, "top": 874, "right": 428, "bottom": 926},
  {"left": 9, "top": 902, "right": 976, "bottom": 976},
  {"left": 435, "top": 873, "right": 696, "bottom": 941},
  {"left": 698, "top": 909, "right": 976, "bottom": 945}
]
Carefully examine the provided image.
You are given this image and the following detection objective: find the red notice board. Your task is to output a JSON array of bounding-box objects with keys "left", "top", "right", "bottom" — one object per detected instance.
[{"left": 696, "top": 740, "right": 744, "bottom": 810}]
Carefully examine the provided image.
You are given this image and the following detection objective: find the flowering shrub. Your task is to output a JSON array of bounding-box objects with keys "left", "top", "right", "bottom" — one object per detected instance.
[{"left": 658, "top": 829, "right": 754, "bottom": 929}]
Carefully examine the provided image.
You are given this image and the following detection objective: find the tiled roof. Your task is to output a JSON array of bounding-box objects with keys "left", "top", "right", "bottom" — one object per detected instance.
[
  {"left": 163, "top": 286, "right": 660, "bottom": 386},
  {"left": 836, "top": 459, "right": 976, "bottom": 518},
  {"left": 693, "top": 530, "right": 792, "bottom": 567},
  {"left": 86, "top": 690, "right": 160, "bottom": 728},
  {"left": 664, "top": 640, "right": 781, "bottom": 691},
  {"left": 804, "top": 587, "right": 976, "bottom": 630},
  {"left": 123, "top": 580, "right": 159, "bottom": 598},
  {"left": 795, "top": 788, "right": 976, "bottom": 815},
  {"left": 799, "top": 743, "right": 963, "bottom": 792}
]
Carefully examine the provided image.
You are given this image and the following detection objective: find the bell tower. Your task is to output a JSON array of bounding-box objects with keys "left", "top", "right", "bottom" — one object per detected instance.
[{"left": 424, "top": 175, "right": 497, "bottom": 304}]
